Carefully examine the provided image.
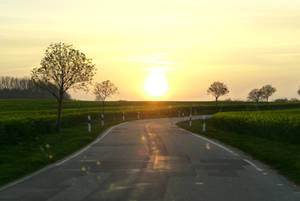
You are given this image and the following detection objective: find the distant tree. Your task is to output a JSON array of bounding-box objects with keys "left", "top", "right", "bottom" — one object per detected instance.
[
  {"left": 93, "top": 80, "right": 119, "bottom": 115},
  {"left": 290, "top": 98, "right": 299, "bottom": 102},
  {"left": 260, "top": 85, "right": 276, "bottom": 102},
  {"left": 297, "top": 88, "right": 300, "bottom": 96},
  {"left": 31, "top": 42, "right": 96, "bottom": 132},
  {"left": 274, "top": 98, "right": 288, "bottom": 103},
  {"left": 248, "top": 88, "right": 262, "bottom": 103},
  {"left": 207, "top": 81, "right": 229, "bottom": 108},
  {"left": 0, "top": 76, "right": 71, "bottom": 99}
]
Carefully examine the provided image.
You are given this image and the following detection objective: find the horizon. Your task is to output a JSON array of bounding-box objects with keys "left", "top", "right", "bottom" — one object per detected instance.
[{"left": 1, "top": 0, "right": 300, "bottom": 101}]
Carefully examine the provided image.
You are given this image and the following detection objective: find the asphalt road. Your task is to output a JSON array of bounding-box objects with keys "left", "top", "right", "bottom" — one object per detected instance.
[{"left": 0, "top": 117, "right": 299, "bottom": 201}]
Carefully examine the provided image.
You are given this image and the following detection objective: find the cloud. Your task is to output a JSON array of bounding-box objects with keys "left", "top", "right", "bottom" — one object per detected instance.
[{"left": 128, "top": 53, "right": 177, "bottom": 65}]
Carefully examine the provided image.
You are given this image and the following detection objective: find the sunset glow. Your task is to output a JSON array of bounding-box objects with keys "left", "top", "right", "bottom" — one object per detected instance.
[
  {"left": 1, "top": 0, "right": 300, "bottom": 101},
  {"left": 144, "top": 72, "right": 169, "bottom": 98}
]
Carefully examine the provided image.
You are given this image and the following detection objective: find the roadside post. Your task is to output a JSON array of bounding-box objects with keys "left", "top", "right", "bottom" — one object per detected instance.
[
  {"left": 122, "top": 112, "right": 125, "bottom": 121},
  {"left": 88, "top": 115, "right": 91, "bottom": 133},
  {"left": 202, "top": 116, "right": 206, "bottom": 132},
  {"left": 137, "top": 112, "right": 140, "bottom": 119},
  {"left": 189, "top": 114, "right": 192, "bottom": 127},
  {"left": 101, "top": 114, "right": 104, "bottom": 127}
]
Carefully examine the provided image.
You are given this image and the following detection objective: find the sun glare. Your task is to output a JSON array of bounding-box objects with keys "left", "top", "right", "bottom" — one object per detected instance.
[{"left": 144, "top": 72, "right": 168, "bottom": 97}]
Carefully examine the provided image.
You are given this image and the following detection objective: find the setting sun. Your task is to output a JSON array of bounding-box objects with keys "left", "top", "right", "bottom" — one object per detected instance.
[{"left": 144, "top": 72, "right": 169, "bottom": 97}]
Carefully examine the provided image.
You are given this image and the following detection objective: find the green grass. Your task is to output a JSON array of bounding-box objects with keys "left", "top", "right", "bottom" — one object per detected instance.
[
  {"left": 177, "top": 110, "right": 300, "bottom": 185},
  {"left": 2, "top": 99, "right": 300, "bottom": 187},
  {"left": 0, "top": 119, "right": 122, "bottom": 186},
  {"left": 212, "top": 108, "right": 300, "bottom": 144}
]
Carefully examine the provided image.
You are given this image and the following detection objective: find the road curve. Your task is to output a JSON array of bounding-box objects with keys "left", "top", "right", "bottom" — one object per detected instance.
[{"left": 0, "top": 117, "right": 299, "bottom": 201}]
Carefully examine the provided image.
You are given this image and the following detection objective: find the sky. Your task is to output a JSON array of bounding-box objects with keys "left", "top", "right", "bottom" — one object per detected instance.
[{"left": 1, "top": 0, "right": 300, "bottom": 101}]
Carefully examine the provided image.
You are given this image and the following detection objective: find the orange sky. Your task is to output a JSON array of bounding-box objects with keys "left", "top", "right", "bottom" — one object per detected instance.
[{"left": 1, "top": 0, "right": 300, "bottom": 101}]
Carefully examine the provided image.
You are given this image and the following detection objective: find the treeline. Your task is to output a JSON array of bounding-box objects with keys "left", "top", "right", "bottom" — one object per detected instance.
[{"left": 0, "top": 76, "right": 71, "bottom": 99}]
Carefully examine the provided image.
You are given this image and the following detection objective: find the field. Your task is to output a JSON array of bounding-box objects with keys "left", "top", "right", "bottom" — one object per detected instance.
[
  {"left": 1, "top": 99, "right": 300, "bottom": 186},
  {"left": 178, "top": 108, "right": 300, "bottom": 185},
  {"left": 212, "top": 109, "right": 300, "bottom": 144}
]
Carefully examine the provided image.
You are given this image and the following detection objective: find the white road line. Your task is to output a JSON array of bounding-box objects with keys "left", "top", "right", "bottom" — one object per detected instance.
[
  {"left": 243, "top": 159, "right": 264, "bottom": 172},
  {"left": 0, "top": 122, "right": 127, "bottom": 192},
  {"left": 190, "top": 133, "right": 239, "bottom": 156},
  {"left": 55, "top": 123, "right": 122, "bottom": 166},
  {"left": 192, "top": 133, "right": 263, "bottom": 172},
  {"left": 185, "top": 128, "right": 264, "bottom": 172}
]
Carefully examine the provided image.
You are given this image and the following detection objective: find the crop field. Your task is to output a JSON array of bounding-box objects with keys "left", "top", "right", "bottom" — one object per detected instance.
[
  {"left": 1, "top": 99, "right": 300, "bottom": 145},
  {"left": 212, "top": 108, "right": 300, "bottom": 144},
  {"left": 1, "top": 99, "right": 300, "bottom": 186},
  {"left": 178, "top": 108, "right": 300, "bottom": 185}
]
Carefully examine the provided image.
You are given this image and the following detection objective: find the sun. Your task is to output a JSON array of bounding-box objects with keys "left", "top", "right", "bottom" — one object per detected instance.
[{"left": 144, "top": 72, "right": 168, "bottom": 97}]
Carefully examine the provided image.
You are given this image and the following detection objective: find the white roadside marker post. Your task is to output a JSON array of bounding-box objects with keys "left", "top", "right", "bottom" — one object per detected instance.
[
  {"left": 122, "top": 112, "right": 125, "bottom": 121},
  {"left": 202, "top": 116, "right": 206, "bottom": 132},
  {"left": 137, "top": 112, "right": 140, "bottom": 120},
  {"left": 101, "top": 114, "right": 104, "bottom": 127},
  {"left": 88, "top": 115, "right": 91, "bottom": 133},
  {"left": 189, "top": 114, "right": 192, "bottom": 127}
]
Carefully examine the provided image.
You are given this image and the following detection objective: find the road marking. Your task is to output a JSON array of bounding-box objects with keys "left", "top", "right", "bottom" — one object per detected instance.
[
  {"left": 0, "top": 122, "right": 127, "bottom": 192},
  {"left": 55, "top": 123, "right": 122, "bottom": 166},
  {"left": 190, "top": 133, "right": 239, "bottom": 156},
  {"left": 185, "top": 127, "right": 265, "bottom": 172},
  {"left": 243, "top": 159, "right": 263, "bottom": 172}
]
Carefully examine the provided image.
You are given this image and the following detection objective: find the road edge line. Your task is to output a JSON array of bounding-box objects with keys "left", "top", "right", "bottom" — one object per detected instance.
[{"left": 0, "top": 122, "right": 127, "bottom": 192}]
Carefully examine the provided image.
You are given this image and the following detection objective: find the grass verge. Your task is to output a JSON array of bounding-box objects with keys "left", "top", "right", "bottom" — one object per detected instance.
[
  {"left": 0, "top": 119, "right": 122, "bottom": 187},
  {"left": 177, "top": 119, "right": 300, "bottom": 185}
]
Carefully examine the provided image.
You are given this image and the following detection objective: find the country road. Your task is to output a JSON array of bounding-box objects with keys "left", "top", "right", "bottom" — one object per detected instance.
[{"left": 0, "top": 117, "right": 299, "bottom": 201}]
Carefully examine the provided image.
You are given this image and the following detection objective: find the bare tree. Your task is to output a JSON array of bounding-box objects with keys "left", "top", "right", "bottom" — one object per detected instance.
[
  {"left": 248, "top": 88, "right": 262, "bottom": 103},
  {"left": 207, "top": 81, "right": 229, "bottom": 108},
  {"left": 93, "top": 80, "right": 119, "bottom": 115},
  {"left": 31, "top": 42, "right": 96, "bottom": 132},
  {"left": 260, "top": 85, "right": 276, "bottom": 102},
  {"left": 297, "top": 88, "right": 300, "bottom": 96}
]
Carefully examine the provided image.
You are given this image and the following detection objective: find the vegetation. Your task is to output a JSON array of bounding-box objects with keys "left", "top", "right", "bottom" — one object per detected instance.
[
  {"left": 2, "top": 99, "right": 300, "bottom": 186},
  {"left": 177, "top": 108, "right": 300, "bottom": 185},
  {"left": 93, "top": 80, "right": 119, "bottom": 115},
  {"left": 207, "top": 81, "right": 229, "bottom": 108},
  {"left": 0, "top": 76, "right": 71, "bottom": 99},
  {"left": 248, "top": 85, "right": 276, "bottom": 103},
  {"left": 212, "top": 109, "right": 300, "bottom": 144},
  {"left": 31, "top": 42, "right": 96, "bottom": 132},
  {"left": 0, "top": 118, "right": 122, "bottom": 186}
]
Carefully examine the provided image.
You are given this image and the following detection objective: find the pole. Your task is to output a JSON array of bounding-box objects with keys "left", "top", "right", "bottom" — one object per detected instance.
[
  {"left": 101, "top": 114, "right": 104, "bottom": 127},
  {"left": 122, "top": 112, "right": 125, "bottom": 121},
  {"left": 137, "top": 112, "right": 140, "bottom": 120},
  {"left": 189, "top": 114, "right": 192, "bottom": 127},
  {"left": 202, "top": 116, "right": 206, "bottom": 132},
  {"left": 88, "top": 115, "right": 91, "bottom": 133}
]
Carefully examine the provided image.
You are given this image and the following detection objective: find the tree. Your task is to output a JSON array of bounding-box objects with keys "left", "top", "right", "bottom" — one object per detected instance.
[
  {"left": 31, "top": 42, "right": 96, "bottom": 132},
  {"left": 248, "top": 88, "right": 262, "bottom": 103},
  {"left": 207, "top": 81, "right": 229, "bottom": 108},
  {"left": 260, "top": 85, "right": 276, "bottom": 102},
  {"left": 297, "top": 88, "right": 300, "bottom": 96},
  {"left": 93, "top": 80, "right": 119, "bottom": 115}
]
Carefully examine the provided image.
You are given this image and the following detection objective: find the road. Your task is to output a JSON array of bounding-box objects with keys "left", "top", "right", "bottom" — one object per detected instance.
[{"left": 0, "top": 117, "right": 299, "bottom": 201}]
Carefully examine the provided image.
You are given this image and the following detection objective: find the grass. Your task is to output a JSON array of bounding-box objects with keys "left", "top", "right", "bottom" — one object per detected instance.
[
  {"left": 2, "top": 99, "right": 300, "bottom": 187},
  {"left": 177, "top": 111, "right": 300, "bottom": 185},
  {"left": 0, "top": 119, "right": 122, "bottom": 187}
]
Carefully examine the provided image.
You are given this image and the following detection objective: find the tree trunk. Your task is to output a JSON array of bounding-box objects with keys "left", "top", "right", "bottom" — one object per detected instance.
[{"left": 56, "top": 98, "right": 63, "bottom": 132}]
